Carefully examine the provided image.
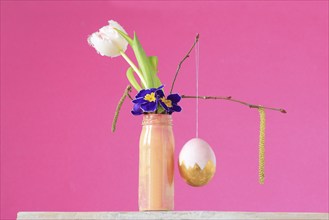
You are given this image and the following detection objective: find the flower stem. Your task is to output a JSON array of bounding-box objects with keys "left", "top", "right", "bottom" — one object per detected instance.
[{"left": 120, "top": 50, "right": 147, "bottom": 88}]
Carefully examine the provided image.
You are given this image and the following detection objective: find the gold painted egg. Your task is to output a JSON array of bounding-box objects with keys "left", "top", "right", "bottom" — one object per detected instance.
[{"left": 178, "top": 138, "right": 216, "bottom": 187}]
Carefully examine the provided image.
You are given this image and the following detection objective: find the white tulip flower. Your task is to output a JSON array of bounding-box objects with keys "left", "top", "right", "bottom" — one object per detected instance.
[{"left": 88, "top": 20, "right": 128, "bottom": 58}]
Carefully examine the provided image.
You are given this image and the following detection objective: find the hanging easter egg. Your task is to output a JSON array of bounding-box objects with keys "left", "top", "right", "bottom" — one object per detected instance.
[{"left": 178, "top": 138, "right": 216, "bottom": 187}]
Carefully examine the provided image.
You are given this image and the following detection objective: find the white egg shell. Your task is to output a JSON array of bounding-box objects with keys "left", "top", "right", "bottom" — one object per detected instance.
[{"left": 179, "top": 138, "right": 216, "bottom": 169}]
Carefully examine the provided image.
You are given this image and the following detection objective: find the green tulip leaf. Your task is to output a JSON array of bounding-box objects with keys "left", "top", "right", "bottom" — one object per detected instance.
[
  {"left": 116, "top": 30, "right": 162, "bottom": 89},
  {"left": 114, "top": 28, "right": 133, "bottom": 46},
  {"left": 148, "top": 56, "right": 162, "bottom": 87},
  {"left": 149, "top": 56, "right": 158, "bottom": 71},
  {"left": 130, "top": 32, "right": 154, "bottom": 88},
  {"left": 126, "top": 67, "right": 142, "bottom": 91}
]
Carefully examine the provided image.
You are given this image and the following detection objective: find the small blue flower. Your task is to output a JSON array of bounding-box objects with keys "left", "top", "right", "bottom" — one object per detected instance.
[
  {"left": 131, "top": 85, "right": 164, "bottom": 115},
  {"left": 159, "top": 93, "right": 182, "bottom": 114}
]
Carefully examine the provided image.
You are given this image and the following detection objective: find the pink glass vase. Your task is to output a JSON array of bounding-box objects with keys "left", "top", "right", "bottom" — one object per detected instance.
[{"left": 139, "top": 114, "right": 175, "bottom": 211}]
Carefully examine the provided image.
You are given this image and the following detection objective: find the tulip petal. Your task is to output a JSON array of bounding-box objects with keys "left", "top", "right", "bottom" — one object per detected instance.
[{"left": 87, "top": 20, "right": 128, "bottom": 58}]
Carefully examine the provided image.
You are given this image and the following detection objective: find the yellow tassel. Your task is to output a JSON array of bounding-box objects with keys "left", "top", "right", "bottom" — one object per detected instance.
[{"left": 258, "top": 107, "right": 266, "bottom": 184}]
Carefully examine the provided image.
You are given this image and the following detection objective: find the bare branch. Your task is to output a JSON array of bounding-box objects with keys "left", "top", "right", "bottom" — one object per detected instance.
[
  {"left": 181, "top": 95, "right": 287, "bottom": 113},
  {"left": 170, "top": 33, "right": 200, "bottom": 94}
]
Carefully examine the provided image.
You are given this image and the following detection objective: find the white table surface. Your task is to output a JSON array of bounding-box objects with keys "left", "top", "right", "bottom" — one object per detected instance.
[{"left": 17, "top": 211, "right": 329, "bottom": 220}]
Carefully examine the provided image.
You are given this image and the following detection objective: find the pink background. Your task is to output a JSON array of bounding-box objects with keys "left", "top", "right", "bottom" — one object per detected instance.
[{"left": 1, "top": 1, "right": 328, "bottom": 219}]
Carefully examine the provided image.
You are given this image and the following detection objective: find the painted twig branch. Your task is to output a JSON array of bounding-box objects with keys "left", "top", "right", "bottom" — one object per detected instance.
[
  {"left": 170, "top": 33, "right": 200, "bottom": 94},
  {"left": 181, "top": 95, "right": 287, "bottom": 113}
]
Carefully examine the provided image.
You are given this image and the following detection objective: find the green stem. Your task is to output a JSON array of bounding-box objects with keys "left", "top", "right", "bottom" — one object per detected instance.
[{"left": 120, "top": 50, "right": 147, "bottom": 88}]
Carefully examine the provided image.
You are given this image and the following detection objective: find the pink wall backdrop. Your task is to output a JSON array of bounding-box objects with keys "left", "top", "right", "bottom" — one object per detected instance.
[{"left": 1, "top": 1, "right": 328, "bottom": 219}]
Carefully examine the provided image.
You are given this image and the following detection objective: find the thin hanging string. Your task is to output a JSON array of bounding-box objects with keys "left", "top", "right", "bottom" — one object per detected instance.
[
  {"left": 258, "top": 107, "right": 266, "bottom": 184},
  {"left": 195, "top": 39, "right": 200, "bottom": 138}
]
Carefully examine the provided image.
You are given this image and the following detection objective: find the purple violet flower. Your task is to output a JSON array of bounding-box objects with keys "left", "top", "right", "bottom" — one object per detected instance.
[
  {"left": 131, "top": 85, "right": 164, "bottom": 115},
  {"left": 159, "top": 93, "right": 182, "bottom": 114}
]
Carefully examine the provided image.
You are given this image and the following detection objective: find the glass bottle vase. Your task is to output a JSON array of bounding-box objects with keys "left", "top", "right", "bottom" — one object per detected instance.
[{"left": 139, "top": 114, "right": 174, "bottom": 211}]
